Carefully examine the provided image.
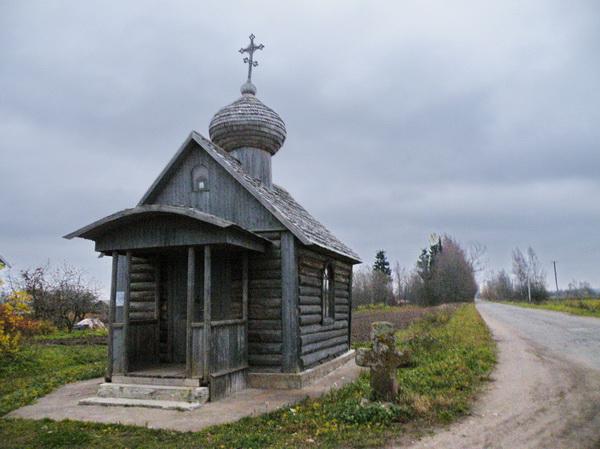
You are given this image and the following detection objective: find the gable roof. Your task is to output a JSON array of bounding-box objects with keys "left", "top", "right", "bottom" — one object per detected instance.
[{"left": 139, "top": 132, "right": 361, "bottom": 263}]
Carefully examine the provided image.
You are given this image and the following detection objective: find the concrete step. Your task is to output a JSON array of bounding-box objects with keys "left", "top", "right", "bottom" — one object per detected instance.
[
  {"left": 97, "top": 383, "right": 209, "bottom": 403},
  {"left": 79, "top": 396, "right": 203, "bottom": 411},
  {"left": 112, "top": 375, "right": 200, "bottom": 387}
]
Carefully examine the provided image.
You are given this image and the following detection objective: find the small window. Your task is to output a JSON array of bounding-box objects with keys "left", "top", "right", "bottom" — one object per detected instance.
[
  {"left": 322, "top": 263, "right": 335, "bottom": 324},
  {"left": 192, "top": 165, "right": 209, "bottom": 192}
]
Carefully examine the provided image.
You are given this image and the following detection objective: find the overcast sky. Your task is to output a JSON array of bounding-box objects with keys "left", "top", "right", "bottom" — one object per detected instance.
[{"left": 1, "top": 0, "right": 599, "bottom": 296}]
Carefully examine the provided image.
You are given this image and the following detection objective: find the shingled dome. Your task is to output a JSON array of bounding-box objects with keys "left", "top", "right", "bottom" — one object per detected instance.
[{"left": 209, "top": 82, "right": 287, "bottom": 155}]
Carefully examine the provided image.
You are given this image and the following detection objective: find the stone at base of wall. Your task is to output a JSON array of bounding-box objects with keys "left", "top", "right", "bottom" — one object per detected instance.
[{"left": 248, "top": 350, "right": 356, "bottom": 389}]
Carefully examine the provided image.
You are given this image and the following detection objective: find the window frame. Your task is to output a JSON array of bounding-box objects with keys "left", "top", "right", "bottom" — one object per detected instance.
[
  {"left": 321, "top": 261, "right": 336, "bottom": 325},
  {"left": 191, "top": 164, "right": 209, "bottom": 193}
]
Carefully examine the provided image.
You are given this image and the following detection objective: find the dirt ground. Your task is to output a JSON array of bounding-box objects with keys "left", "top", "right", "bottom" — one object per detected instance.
[
  {"left": 395, "top": 303, "right": 600, "bottom": 449},
  {"left": 351, "top": 303, "right": 460, "bottom": 342}
]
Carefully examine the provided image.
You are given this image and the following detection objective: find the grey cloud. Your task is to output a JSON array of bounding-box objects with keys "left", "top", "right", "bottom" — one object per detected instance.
[{"left": 1, "top": 0, "right": 599, "bottom": 295}]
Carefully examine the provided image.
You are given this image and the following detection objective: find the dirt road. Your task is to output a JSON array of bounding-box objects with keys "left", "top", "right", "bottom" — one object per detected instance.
[{"left": 400, "top": 302, "right": 600, "bottom": 449}]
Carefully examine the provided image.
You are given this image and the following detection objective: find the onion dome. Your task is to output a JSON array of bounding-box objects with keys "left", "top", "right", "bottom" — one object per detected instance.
[{"left": 209, "top": 82, "right": 287, "bottom": 155}]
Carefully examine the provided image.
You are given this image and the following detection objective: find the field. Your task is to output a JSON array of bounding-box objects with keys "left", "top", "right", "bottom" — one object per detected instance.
[
  {"left": 506, "top": 298, "right": 600, "bottom": 318},
  {"left": 0, "top": 304, "right": 495, "bottom": 449}
]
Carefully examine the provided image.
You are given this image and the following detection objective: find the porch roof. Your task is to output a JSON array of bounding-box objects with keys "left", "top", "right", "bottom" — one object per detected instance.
[{"left": 64, "top": 205, "right": 270, "bottom": 253}]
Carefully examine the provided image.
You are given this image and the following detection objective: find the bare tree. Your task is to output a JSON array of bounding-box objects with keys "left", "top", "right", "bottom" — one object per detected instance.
[
  {"left": 17, "top": 262, "right": 102, "bottom": 330},
  {"left": 481, "top": 270, "right": 515, "bottom": 301},
  {"left": 511, "top": 247, "right": 548, "bottom": 302},
  {"left": 467, "top": 241, "right": 487, "bottom": 274}
]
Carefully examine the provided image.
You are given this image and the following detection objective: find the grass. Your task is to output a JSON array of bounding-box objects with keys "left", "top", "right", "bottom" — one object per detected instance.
[
  {"left": 504, "top": 298, "right": 600, "bottom": 318},
  {"left": 354, "top": 303, "right": 419, "bottom": 314},
  {"left": 31, "top": 328, "right": 108, "bottom": 342},
  {"left": 0, "top": 341, "right": 105, "bottom": 416},
  {"left": 0, "top": 304, "right": 495, "bottom": 449}
]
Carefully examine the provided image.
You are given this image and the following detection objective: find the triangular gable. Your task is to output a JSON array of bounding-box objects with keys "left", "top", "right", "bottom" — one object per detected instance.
[{"left": 139, "top": 132, "right": 361, "bottom": 263}]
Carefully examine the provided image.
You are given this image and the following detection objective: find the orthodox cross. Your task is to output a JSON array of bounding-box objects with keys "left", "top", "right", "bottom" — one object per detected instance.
[
  {"left": 239, "top": 34, "right": 264, "bottom": 83},
  {"left": 356, "top": 321, "right": 411, "bottom": 402}
]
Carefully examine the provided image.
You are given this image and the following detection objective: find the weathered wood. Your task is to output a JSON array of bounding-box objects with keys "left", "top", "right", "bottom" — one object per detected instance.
[
  {"left": 299, "top": 305, "right": 322, "bottom": 315},
  {"left": 248, "top": 329, "right": 282, "bottom": 342},
  {"left": 123, "top": 251, "right": 132, "bottom": 373},
  {"left": 281, "top": 232, "right": 300, "bottom": 372},
  {"left": 242, "top": 253, "right": 248, "bottom": 323},
  {"left": 299, "top": 295, "right": 321, "bottom": 305},
  {"left": 301, "top": 343, "right": 348, "bottom": 368},
  {"left": 203, "top": 246, "right": 211, "bottom": 381},
  {"left": 154, "top": 260, "right": 160, "bottom": 321},
  {"left": 298, "top": 274, "right": 321, "bottom": 287},
  {"left": 248, "top": 342, "right": 282, "bottom": 354},
  {"left": 211, "top": 318, "right": 246, "bottom": 327},
  {"left": 300, "top": 320, "right": 348, "bottom": 335},
  {"left": 186, "top": 246, "right": 195, "bottom": 377},
  {"left": 299, "top": 314, "right": 322, "bottom": 326},
  {"left": 130, "top": 263, "right": 154, "bottom": 273},
  {"left": 249, "top": 287, "right": 282, "bottom": 298},
  {"left": 248, "top": 354, "right": 283, "bottom": 366},
  {"left": 248, "top": 319, "right": 282, "bottom": 330},
  {"left": 130, "top": 272, "right": 153, "bottom": 282},
  {"left": 348, "top": 268, "right": 353, "bottom": 349},
  {"left": 335, "top": 290, "right": 350, "bottom": 299},
  {"left": 129, "top": 302, "right": 155, "bottom": 312},
  {"left": 107, "top": 251, "right": 118, "bottom": 380},
  {"left": 130, "top": 281, "right": 155, "bottom": 291},
  {"left": 300, "top": 328, "right": 347, "bottom": 345},
  {"left": 299, "top": 285, "right": 321, "bottom": 297},
  {"left": 248, "top": 306, "right": 281, "bottom": 319},
  {"left": 129, "top": 291, "right": 155, "bottom": 302},
  {"left": 302, "top": 335, "right": 348, "bottom": 355}
]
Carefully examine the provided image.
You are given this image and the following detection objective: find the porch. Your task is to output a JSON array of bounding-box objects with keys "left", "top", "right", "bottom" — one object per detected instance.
[{"left": 65, "top": 205, "right": 269, "bottom": 401}]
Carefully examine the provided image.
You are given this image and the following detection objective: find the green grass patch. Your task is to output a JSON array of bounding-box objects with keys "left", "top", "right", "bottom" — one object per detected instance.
[
  {"left": 354, "top": 303, "right": 420, "bottom": 314},
  {"left": 0, "top": 305, "right": 495, "bottom": 449},
  {"left": 0, "top": 344, "right": 105, "bottom": 416},
  {"left": 504, "top": 298, "right": 600, "bottom": 318},
  {"left": 31, "top": 328, "right": 108, "bottom": 342}
]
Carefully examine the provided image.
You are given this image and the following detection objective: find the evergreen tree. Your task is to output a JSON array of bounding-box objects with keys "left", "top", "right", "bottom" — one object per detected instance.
[
  {"left": 372, "top": 250, "right": 393, "bottom": 305},
  {"left": 373, "top": 250, "right": 392, "bottom": 276}
]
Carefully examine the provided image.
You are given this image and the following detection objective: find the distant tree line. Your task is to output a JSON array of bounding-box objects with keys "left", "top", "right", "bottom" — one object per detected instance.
[
  {"left": 353, "top": 234, "right": 481, "bottom": 308},
  {"left": 480, "top": 247, "right": 548, "bottom": 302}
]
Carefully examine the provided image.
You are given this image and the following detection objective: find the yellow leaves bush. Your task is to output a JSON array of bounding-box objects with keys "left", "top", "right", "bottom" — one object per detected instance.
[{"left": 0, "top": 290, "right": 33, "bottom": 358}]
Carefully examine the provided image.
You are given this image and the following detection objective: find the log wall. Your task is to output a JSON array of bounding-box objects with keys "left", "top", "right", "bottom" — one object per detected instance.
[
  {"left": 247, "top": 232, "right": 283, "bottom": 371},
  {"left": 297, "top": 248, "right": 351, "bottom": 369}
]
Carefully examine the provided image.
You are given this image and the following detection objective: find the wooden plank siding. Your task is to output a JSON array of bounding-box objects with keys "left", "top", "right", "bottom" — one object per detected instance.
[
  {"left": 145, "top": 143, "right": 284, "bottom": 232},
  {"left": 247, "top": 232, "right": 284, "bottom": 371},
  {"left": 297, "top": 247, "right": 351, "bottom": 369}
]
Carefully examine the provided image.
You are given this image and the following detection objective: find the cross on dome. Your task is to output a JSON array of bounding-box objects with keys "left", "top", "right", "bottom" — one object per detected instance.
[{"left": 239, "top": 34, "right": 264, "bottom": 83}]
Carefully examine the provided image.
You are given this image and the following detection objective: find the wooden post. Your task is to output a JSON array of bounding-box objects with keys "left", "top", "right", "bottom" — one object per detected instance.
[
  {"left": 348, "top": 268, "right": 354, "bottom": 349},
  {"left": 242, "top": 252, "right": 249, "bottom": 362},
  {"left": 203, "top": 246, "right": 212, "bottom": 381},
  {"left": 107, "top": 251, "right": 119, "bottom": 381},
  {"left": 281, "top": 232, "right": 300, "bottom": 372},
  {"left": 186, "top": 247, "right": 195, "bottom": 378},
  {"left": 154, "top": 258, "right": 160, "bottom": 364},
  {"left": 123, "top": 251, "right": 132, "bottom": 373}
]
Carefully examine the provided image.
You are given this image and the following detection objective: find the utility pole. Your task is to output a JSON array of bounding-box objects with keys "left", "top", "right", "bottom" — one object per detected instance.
[
  {"left": 527, "top": 276, "right": 532, "bottom": 303},
  {"left": 552, "top": 260, "right": 559, "bottom": 296}
]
